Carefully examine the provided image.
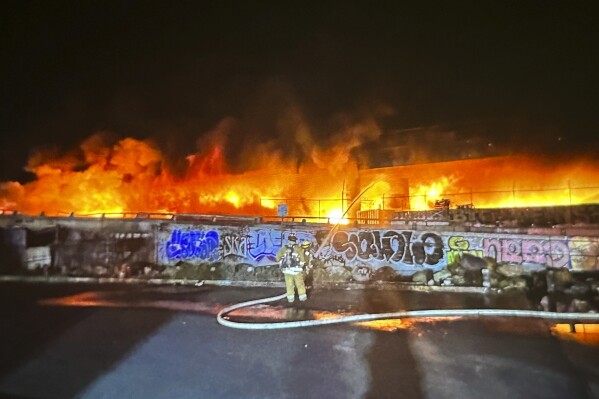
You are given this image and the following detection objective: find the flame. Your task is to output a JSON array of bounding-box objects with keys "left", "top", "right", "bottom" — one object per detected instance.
[
  {"left": 388, "top": 155, "right": 599, "bottom": 211},
  {"left": 551, "top": 324, "right": 599, "bottom": 345},
  {"left": 1, "top": 126, "right": 599, "bottom": 219},
  {"left": 326, "top": 209, "right": 349, "bottom": 225},
  {"left": 0, "top": 123, "right": 377, "bottom": 218},
  {"left": 411, "top": 176, "right": 456, "bottom": 211}
]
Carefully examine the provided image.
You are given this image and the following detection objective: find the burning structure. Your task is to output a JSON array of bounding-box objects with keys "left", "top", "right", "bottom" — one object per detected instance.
[
  {"left": 1, "top": 124, "right": 598, "bottom": 222},
  {"left": 1, "top": 127, "right": 598, "bottom": 297}
]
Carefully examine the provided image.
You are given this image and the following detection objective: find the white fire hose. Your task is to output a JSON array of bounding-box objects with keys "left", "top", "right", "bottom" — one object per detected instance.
[
  {"left": 216, "top": 292, "right": 599, "bottom": 330},
  {"left": 218, "top": 183, "right": 599, "bottom": 330}
]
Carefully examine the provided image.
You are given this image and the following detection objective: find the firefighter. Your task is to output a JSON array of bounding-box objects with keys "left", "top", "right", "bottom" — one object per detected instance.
[
  {"left": 276, "top": 234, "right": 308, "bottom": 302},
  {"left": 300, "top": 240, "right": 314, "bottom": 291}
]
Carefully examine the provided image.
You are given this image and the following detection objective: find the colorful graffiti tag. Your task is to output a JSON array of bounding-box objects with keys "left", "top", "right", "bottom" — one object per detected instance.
[
  {"left": 482, "top": 237, "right": 569, "bottom": 268},
  {"left": 165, "top": 229, "right": 219, "bottom": 261},
  {"left": 247, "top": 229, "right": 281, "bottom": 262},
  {"left": 221, "top": 233, "right": 249, "bottom": 259},
  {"left": 568, "top": 236, "right": 599, "bottom": 271},
  {"left": 326, "top": 230, "right": 577, "bottom": 271},
  {"left": 446, "top": 236, "right": 483, "bottom": 265},
  {"left": 331, "top": 230, "right": 444, "bottom": 267},
  {"left": 154, "top": 223, "right": 587, "bottom": 272},
  {"left": 220, "top": 229, "right": 315, "bottom": 263},
  {"left": 5, "top": 217, "right": 599, "bottom": 286}
]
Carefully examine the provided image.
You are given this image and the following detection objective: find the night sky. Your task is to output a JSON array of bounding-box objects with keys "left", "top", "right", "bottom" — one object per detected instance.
[{"left": 2, "top": 1, "right": 598, "bottom": 182}]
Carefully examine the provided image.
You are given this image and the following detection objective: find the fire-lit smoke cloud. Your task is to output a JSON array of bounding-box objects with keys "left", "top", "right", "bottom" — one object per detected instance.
[
  {"left": 2, "top": 80, "right": 599, "bottom": 220},
  {"left": 0, "top": 103, "right": 384, "bottom": 217}
]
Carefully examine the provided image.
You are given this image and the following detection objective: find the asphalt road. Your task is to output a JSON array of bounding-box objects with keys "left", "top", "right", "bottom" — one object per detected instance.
[{"left": 0, "top": 282, "right": 597, "bottom": 399}]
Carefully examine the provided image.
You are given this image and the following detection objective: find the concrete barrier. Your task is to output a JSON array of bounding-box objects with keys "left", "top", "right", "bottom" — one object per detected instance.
[{"left": 1, "top": 212, "right": 598, "bottom": 287}]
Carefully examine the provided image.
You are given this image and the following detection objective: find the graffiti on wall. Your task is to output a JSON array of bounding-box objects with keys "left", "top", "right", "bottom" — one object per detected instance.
[
  {"left": 4, "top": 219, "right": 599, "bottom": 284},
  {"left": 446, "top": 236, "right": 483, "bottom": 265},
  {"left": 221, "top": 232, "right": 249, "bottom": 259},
  {"left": 324, "top": 229, "right": 581, "bottom": 271},
  {"left": 330, "top": 230, "right": 444, "bottom": 267},
  {"left": 153, "top": 225, "right": 599, "bottom": 272},
  {"left": 568, "top": 236, "right": 599, "bottom": 271},
  {"left": 165, "top": 229, "right": 219, "bottom": 261},
  {"left": 247, "top": 229, "right": 281, "bottom": 262},
  {"left": 482, "top": 237, "right": 569, "bottom": 268},
  {"left": 221, "top": 229, "right": 315, "bottom": 263},
  {"left": 159, "top": 225, "right": 319, "bottom": 266}
]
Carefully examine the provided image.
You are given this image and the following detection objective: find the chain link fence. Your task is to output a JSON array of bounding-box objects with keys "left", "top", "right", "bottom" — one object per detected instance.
[{"left": 260, "top": 184, "right": 599, "bottom": 225}]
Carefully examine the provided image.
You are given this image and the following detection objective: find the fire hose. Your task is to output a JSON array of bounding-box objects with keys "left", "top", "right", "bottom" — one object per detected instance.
[
  {"left": 217, "top": 182, "right": 599, "bottom": 329},
  {"left": 216, "top": 292, "right": 599, "bottom": 330}
]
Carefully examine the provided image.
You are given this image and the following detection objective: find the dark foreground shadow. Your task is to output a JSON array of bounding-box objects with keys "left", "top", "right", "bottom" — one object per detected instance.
[
  {"left": 0, "top": 283, "right": 174, "bottom": 399},
  {"left": 363, "top": 287, "right": 424, "bottom": 399}
]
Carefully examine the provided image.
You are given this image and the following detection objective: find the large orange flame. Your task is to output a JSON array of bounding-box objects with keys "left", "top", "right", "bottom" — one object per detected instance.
[
  {"left": 0, "top": 122, "right": 373, "bottom": 218},
  {"left": 386, "top": 156, "right": 599, "bottom": 211},
  {"left": 1, "top": 129, "right": 599, "bottom": 219}
]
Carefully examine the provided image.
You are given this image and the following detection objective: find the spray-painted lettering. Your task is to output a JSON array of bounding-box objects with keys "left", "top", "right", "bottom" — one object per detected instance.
[
  {"left": 221, "top": 233, "right": 248, "bottom": 259},
  {"left": 331, "top": 230, "right": 443, "bottom": 266},
  {"left": 483, "top": 237, "right": 569, "bottom": 268},
  {"left": 446, "top": 236, "right": 483, "bottom": 265},
  {"left": 165, "top": 229, "right": 219, "bottom": 261},
  {"left": 246, "top": 230, "right": 279, "bottom": 262}
]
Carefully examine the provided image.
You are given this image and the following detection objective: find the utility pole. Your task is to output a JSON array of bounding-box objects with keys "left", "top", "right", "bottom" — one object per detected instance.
[{"left": 342, "top": 179, "right": 345, "bottom": 214}]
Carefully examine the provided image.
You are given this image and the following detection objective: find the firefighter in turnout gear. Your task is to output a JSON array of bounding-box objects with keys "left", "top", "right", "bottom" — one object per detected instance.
[
  {"left": 276, "top": 234, "right": 308, "bottom": 302},
  {"left": 300, "top": 240, "right": 314, "bottom": 292}
]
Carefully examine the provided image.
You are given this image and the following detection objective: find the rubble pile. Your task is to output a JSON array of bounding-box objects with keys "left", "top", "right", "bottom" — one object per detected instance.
[{"left": 414, "top": 253, "right": 599, "bottom": 312}]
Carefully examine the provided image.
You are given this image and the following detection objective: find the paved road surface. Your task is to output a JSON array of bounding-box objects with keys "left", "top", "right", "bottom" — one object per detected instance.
[{"left": 0, "top": 282, "right": 597, "bottom": 398}]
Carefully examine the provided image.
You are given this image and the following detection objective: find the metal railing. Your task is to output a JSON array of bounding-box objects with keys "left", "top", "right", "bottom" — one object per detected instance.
[
  {"left": 260, "top": 185, "right": 599, "bottom": 215},
  {"left": 2, "top": 184, "right": 599, "bottom": 226},
  {"left": 391, "top": 184, "right": 599, "bottom": 211}
]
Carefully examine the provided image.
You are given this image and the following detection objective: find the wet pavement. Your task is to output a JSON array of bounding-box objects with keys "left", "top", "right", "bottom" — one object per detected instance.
[{"left": 0, "top": 282, "right": 598, "bottom": 398}]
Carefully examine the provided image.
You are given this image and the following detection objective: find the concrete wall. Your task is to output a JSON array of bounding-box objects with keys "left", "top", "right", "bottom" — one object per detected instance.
[
  {"left": 156, "top": 222, "right": 597, "bottom": 272},
  {"left": 1, "top": 213, "right": 598, "bottom": 285},
  {"left": 396, "top": 204, "right": 599, "bottom": 227}
]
